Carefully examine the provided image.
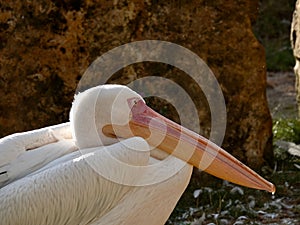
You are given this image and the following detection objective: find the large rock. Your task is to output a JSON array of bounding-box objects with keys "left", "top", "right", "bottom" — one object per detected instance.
[{"left": 0, "top": 0, "right": 272, "bottom": 168}]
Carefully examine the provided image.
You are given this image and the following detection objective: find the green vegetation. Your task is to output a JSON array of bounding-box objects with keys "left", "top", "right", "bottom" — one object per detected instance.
[
  {"left": 273, "top": 118, "right": 300, "bottom": 143},
  {"left": 253, "top": 0, "right": 296, "bottom": 71},
  {"left": 272, "top": 118, "right": 300, "bottom": 168}
]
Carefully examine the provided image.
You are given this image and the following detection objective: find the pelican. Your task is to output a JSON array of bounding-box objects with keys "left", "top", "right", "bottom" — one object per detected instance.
[{"left": 0, "top": 84, "right": 275, "bottom": 225}]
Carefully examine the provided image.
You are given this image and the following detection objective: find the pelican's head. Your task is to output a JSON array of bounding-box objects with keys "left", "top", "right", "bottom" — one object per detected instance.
[
  {"left": 70, "top": 84, "right": 275, "bottom": 193},
  {"left": 70, "top": 84, "right": 143, "bottom": 148}
]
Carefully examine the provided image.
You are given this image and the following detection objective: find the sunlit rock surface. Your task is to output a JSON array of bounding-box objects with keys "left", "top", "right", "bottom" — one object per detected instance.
[
  {"left": 291, "top": 0, "right": 300, "bottom": 117},
  {"left": 0, "top": 0, "right": 272, "bottom": 168}
]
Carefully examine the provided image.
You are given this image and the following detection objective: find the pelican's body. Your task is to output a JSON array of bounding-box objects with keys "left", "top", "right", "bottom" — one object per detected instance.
[
  {"left": 0, "top": 85, "right": 275, "bottom": 225},
  {"left": 0, "top": 133, "right": 191, "bottom": 224}
]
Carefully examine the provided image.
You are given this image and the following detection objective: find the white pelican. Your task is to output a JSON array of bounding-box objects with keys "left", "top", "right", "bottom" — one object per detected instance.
[{"left": 0, "top": 84, "right": 275, "bottom": 225}]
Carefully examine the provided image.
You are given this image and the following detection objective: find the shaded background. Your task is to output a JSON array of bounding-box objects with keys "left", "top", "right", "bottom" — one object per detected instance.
[{"left": 254, "top": 0, "right": 295, "bottom": 72}]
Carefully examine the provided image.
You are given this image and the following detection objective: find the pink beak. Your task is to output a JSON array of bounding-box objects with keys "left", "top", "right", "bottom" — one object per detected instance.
[{"left": 102, "top": 99, "right": 275, "bottom": 193}]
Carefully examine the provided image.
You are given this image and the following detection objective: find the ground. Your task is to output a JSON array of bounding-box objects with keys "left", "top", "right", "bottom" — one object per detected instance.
[{"left": 267, "top": 71, "right": 297, "bottom": 119}]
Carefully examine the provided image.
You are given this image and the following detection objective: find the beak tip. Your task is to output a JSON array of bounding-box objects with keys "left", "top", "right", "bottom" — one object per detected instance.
[
  {"left": 260, "top": 181, "right": 275, "bottom": 194},
  {"left": 270, "top": 183, "right": 276, "bottom": 194}
]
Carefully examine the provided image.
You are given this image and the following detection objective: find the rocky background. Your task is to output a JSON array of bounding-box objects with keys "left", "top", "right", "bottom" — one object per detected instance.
[{"left": 0, "top": 0, "right": 272, "bottom": 169}]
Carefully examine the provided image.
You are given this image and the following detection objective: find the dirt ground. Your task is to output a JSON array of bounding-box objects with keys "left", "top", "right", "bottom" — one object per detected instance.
[{"left": 266, "top": 71, "right": 298, "bottom": 119}]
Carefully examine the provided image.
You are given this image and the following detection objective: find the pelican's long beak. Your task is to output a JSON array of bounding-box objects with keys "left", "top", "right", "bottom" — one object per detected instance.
[{"left": 102, "top": 99, "right": 275, "bottom": 193}]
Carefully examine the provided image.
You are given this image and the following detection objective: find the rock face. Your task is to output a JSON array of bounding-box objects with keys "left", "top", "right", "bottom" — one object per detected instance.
[
  {"left": 0, "top": 0, "right": 272, "bottom": 168},
  {"left": 291, "top": 0, "right": 300, "bottom": 117}
]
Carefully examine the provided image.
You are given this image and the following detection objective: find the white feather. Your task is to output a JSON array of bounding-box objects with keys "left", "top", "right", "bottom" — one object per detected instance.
[{"left": 0, "top": 123, "right": 76, "bottom": 187}]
